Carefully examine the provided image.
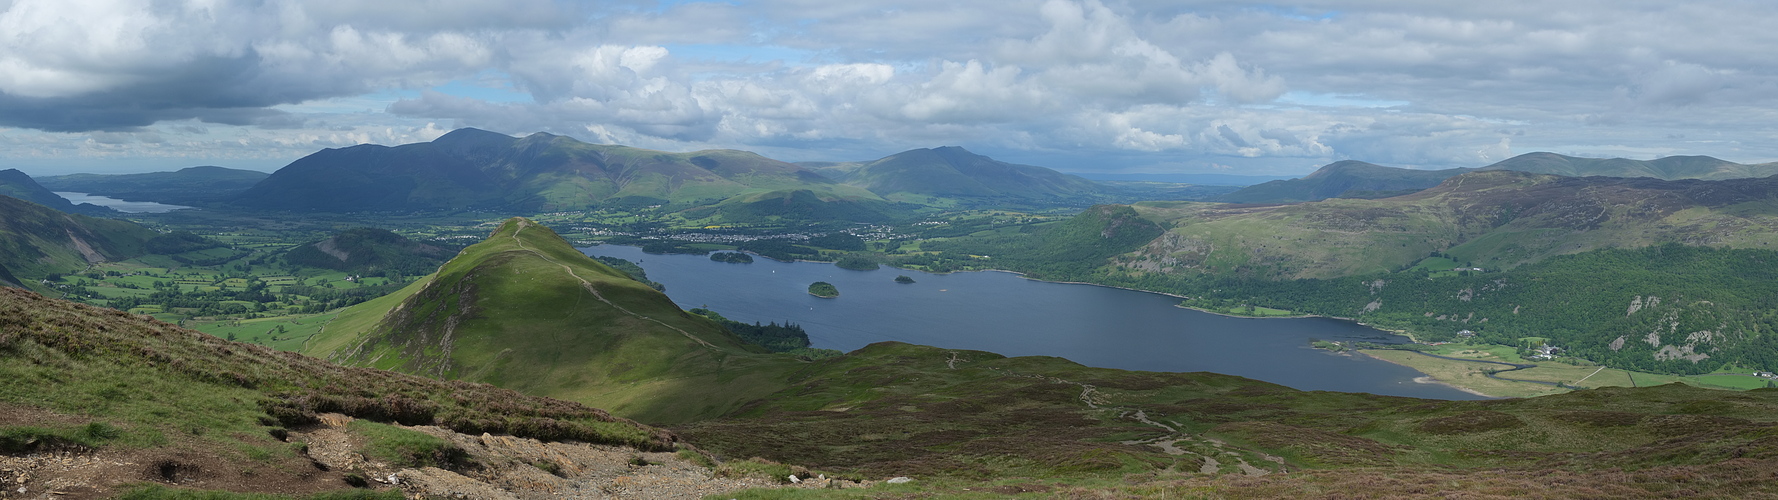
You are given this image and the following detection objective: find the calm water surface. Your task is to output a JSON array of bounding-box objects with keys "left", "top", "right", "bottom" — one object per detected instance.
[
  {"left": 54, "top": 192, "right": 192, "bottom": 213},
  {"left": 582, "top": 245, "right": 1482, "bottom": 400}
]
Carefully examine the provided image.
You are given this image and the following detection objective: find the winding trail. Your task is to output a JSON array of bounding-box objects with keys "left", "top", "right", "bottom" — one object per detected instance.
[{"left": 510, "top": 222, "right": 721, "bottom": 351}]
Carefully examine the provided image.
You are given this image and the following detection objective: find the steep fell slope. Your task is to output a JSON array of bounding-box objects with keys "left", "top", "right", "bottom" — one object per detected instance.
[{"left": 0, "top": 169, "right": 115, "bottom": 215}]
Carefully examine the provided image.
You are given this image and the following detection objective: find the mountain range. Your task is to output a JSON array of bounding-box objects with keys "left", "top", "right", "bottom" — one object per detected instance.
[
  {"left": 29, "top": 129, "right": 1177, "bottom": 216},
  {"left": 231, "top": 128, "right": 878, "bottom": 212},
  {"left": 1216, "top": 152, "right": 1778, "bottom": 204},
  {"left": 37, "top": 129, "right": 1769, "bottom": 218}
]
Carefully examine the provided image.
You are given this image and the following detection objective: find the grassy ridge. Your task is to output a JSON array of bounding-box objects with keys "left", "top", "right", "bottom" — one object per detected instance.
[{"left": 307, "top": 218, "right": 809, "bottom": 424}]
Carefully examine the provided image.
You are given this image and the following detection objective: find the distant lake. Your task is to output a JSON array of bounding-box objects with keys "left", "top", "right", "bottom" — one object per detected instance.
[
  {"left": 54, "top": 192, "right": 192, "bottom": 213},
  {"left": 581, "top": 245, "right": 1483, "bottom": 400}
]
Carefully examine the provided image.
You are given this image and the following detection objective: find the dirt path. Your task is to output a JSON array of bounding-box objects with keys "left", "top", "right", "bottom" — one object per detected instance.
[
  {"left": 987, "top": 362, "right": 1285, "bottom": 477},
  {"left": 946, "top": 352, "right": 964, "bottom": 369},
  {"left": 509, "top": 222, "right": 721, "bottom": 351}
]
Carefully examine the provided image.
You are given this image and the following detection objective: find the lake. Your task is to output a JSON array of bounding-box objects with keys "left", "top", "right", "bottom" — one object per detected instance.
[
  {"left": 53, "top": 192, "right": 192, "bottom": 213},
  {"left": 581, "top": 245, "right": 1483, "bottom": 400}
]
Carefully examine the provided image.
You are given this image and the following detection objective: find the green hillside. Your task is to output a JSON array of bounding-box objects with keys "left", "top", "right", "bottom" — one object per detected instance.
[
  {"left": 0, "top": 169, "right": 115, "bottom": 215},
  {"left": 304, "top": 218, "right": 805, "bottom": 424},
  {"left": 0, "top": 194, "right": 160, "bottom": 288},
  {"left": 809, "top": 146, "right": 1106, "bottom": 206},
  {"left": 282, "top": 227, "right": 450, "bottom": 276},
  {"left": 1481, "top": 152, "right": 1778, "bottom": 180},
  {"left": 1123, "top": 170, "right": 1778, "bottom": 280},
  {"left": 38, "top": 166, "right": 269, "bottom": 205},
  {"left": 1213, "top": 160, "right": 1475, "bottom": 204},
  {"left": 233, "top": 128, "right": 875, "bottom": 213}
]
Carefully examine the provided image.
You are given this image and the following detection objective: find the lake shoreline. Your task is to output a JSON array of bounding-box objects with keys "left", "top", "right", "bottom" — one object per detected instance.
[{"left": 1357, "top": 350, "right": 1500, "bottom": 398}]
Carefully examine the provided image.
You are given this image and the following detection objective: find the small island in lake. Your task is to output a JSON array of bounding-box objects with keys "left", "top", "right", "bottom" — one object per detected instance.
[
  {"left": 710, "top": 251, "right": 753, "bottom": 264},
  {"left": 894, "top": 275, "right": 916, "bottom": 284},
  {"left": 808, "top": 281, "right": 839, "bottom": 298}
]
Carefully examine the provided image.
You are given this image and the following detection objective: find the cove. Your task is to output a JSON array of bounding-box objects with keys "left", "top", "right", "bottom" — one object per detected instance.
[{"left": 582, "top": 245, "right": 1483, "bottom": 400}]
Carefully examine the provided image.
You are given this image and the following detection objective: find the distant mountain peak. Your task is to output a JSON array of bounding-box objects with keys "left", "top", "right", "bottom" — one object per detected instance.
[
  {"left": 825, "top": 146, "right": 1102, "bottom": 202},
  {"left": 1301, "top": 160, "right": 1388, "bottom": 179},
  {"left": 432, "top": 127, "right": 516, "bottom": 144},
  {"left": 1216, "top": 161, "right": 1475, "bottom": 204}
]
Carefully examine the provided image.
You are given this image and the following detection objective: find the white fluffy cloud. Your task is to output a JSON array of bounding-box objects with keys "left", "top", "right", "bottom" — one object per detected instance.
[{"left": 4, "top": 0, "right": 1778, "bottom": 174}]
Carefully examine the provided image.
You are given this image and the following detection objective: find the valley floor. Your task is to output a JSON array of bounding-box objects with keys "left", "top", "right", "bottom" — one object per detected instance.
[{"left": 1363, "top": 345, "right": 1777, "bottom": 398}]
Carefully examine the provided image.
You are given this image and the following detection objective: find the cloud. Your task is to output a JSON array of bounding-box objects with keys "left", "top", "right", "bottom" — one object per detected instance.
[
  {"left": 7, "top": 0, "right": 1778, "bottom": 174},
  {"left": 0, "top": 0, "right": 499, "bottom": 131}
]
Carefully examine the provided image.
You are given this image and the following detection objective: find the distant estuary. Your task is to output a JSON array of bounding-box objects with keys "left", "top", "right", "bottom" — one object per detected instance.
[{"left": 582, "top": 245, "right": 1484, "bottom": 400}]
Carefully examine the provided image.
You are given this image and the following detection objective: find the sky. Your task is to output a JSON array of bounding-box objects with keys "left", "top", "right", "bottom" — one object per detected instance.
[{"left": 3, "top": 0, "right": 1777, "bottom": 176}]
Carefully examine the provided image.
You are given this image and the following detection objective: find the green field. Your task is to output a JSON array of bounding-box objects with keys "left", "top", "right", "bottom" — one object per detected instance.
[{"left": 189, "top": 312, "right": 342, "bottom": 351}]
